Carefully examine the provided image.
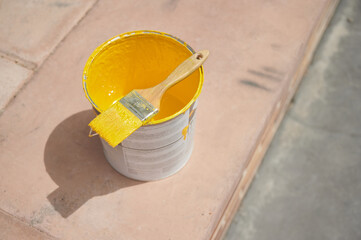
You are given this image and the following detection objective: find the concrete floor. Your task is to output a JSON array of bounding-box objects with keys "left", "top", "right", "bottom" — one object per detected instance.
[
  {"left": 225, "top": 1, "right": 361, "bottom": 239},
  {"left": 0, "top": 1, "right": 353, "bottom": 239}
]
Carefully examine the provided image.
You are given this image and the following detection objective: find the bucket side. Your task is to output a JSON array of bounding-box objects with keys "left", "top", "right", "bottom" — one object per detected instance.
[
  {"left": 101, "top": 115, "right": 197, "bottom": 181},
  {"left": 121, "top": 100, "right": 197, "bottom": 150}
]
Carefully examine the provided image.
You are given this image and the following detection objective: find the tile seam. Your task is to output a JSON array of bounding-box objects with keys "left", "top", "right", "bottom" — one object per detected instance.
[
  {"left": 0, "top": 208, "right": 59, "bottom": 240},
  {"left": 0, "top": 51, "right": 37, "bottom": 70},
  {"left": 0, "top": 0, "right": 100, "bottom": 115}
]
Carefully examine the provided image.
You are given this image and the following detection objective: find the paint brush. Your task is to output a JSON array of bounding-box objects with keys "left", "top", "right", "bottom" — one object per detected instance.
[{"left": 89, "top": 50, "right": 209, "bottom": 147}]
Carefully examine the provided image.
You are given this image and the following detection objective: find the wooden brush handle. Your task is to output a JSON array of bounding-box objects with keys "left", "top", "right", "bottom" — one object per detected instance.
[
  {"left": 155, "top": 50, "right": 209, "bottom": 94},
  {"left": 136, "top": 50, "right": 209, "bottom": 109}
]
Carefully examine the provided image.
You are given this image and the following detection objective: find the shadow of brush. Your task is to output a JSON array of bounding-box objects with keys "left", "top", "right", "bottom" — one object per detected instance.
[{"left": 44, "top": 110, "right": 143, "bottom": 218}]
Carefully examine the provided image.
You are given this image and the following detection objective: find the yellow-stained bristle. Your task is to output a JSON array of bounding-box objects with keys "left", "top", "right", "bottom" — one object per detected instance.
[{"left": 89, "top": 102, "right": 143, "bottom": 147}]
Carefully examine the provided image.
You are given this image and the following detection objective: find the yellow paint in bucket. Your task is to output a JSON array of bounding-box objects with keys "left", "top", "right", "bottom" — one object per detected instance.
[{"left": 83, "top": 30, "right": 204, "bottom": 124}]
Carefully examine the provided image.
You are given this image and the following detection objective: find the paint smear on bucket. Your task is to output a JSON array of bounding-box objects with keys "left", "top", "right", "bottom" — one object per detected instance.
[
  {"left": 182, "top": 125, "right": 189, "bottom": 140},
  {"left": 83, "top": 31, "right": 204, "bottom": 124}
]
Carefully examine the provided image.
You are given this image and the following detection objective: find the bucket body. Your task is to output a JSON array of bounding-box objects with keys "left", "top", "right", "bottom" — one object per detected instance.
[
  {"left": 83, "top": 30, "right": 204, "bottom": 181},
  {"left": 100, "top": 101, "right": 197, "bottom": 181}
]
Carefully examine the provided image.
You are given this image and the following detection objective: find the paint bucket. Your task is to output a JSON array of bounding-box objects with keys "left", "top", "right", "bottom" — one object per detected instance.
[{"left": 82, "top": 30, "right": 204, "bottom": 181}]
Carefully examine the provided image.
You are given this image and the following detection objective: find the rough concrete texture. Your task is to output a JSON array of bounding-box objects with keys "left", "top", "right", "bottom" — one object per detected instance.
[
  {"left": 0, "top": 0, "right": 97, "bottom": 66},
  {"left": 0, "top": 57, "right": 32, "bottom": 111},
  {"left": 225, "top": 1, "right": 361, "bottom": 239}
]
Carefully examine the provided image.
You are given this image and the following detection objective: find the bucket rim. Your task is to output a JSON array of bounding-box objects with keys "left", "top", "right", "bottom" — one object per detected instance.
[{"left": 82, "top": 30, "right": 204, "bottom": 125}]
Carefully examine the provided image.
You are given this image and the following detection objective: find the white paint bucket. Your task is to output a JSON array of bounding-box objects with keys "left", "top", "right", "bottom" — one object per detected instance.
[{"left": 83, "top": 30, "right": 204, "bottom": 181}]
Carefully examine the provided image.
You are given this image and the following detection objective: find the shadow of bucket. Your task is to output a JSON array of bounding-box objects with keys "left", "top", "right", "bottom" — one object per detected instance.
[{"left": 83, "top": 30, "right": 204, "bottom": 181}]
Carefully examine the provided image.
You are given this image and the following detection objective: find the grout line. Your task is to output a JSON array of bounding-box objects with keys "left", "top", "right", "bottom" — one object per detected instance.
[
  {"left": 0, "top": 0, "right": 100, "bottom": 116},
  {"left": 0, "top": 71, "right": 35, "bottom": 116},
  {"left": 0, "top": 51, "right": 37, "bottom": 70},
  {"left": 0, "top": 0, "right": 100, "bottom": 226},
  {"left": 0, "top": 2, "right": 102, "bottom": 237},
  {"left": 34, "top": 0, "right": 100, "bottom": 70},
  {"left": 0, "top": 208, "right": 59, "bottom": 240}
]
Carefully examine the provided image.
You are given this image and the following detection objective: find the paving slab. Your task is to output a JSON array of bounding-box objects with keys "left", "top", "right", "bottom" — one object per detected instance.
[
  {"left": 0, "top": 0, "right": 97, "bottom": 66},
  {"left": 0, "top": 210, "right": 53, "bottom": 240},
  {"left": 0, "top": 57, "right": 33, "bottom": 112},
  {"left": 0, "top": 0, "right": 337, "bottom": 239}
]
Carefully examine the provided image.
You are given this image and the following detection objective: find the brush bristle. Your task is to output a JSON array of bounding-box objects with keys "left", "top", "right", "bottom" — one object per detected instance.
[{"left": 89, "top": 102, "right": 143, "bottom": 147}]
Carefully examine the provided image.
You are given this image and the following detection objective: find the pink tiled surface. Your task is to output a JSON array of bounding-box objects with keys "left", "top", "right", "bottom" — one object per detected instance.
[
  {"left": 0, "top": 0, "right": 97, "bottom": 112},
  {"left": 0, "top": 57, "right": 32, "bottom": 110},
  {"left": 0, "top": 0, "right": 97, "bottom": 66},
  {"left": 0, "top": 0, "right": 334, "bottom": 239},
  {"left": 0, "top": 211, "right": 54, "bottom": 240}
]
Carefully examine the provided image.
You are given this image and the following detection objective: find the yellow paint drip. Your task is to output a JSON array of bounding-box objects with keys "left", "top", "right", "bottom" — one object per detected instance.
[
  {"left": 182, "top": 125, "right": 189, "bottom": 140},
  {"left": 89, "top": 102, "right": 142, "bottom": 147},
  {"left": 83, "top": 30, "right": 204, "bottom": 125}
]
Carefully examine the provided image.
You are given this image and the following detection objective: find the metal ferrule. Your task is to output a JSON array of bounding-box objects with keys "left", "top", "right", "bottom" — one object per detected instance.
[{"left": 119, "top": 90, "right": 159, "bottom": 122}]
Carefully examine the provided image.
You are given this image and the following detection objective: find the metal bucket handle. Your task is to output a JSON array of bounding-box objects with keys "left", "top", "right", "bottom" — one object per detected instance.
[{"left": 89, "top": 128, "right": 98, "bottom": 137}]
